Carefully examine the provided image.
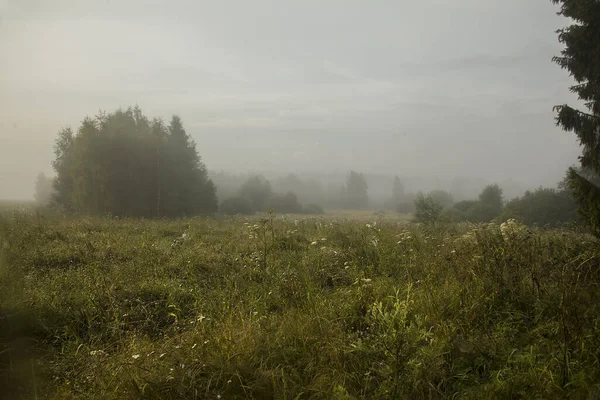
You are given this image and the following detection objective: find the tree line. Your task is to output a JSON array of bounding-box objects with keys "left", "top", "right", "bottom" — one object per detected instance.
[{"left": 47, "top": 107, "right": 217, "bottom": 218}]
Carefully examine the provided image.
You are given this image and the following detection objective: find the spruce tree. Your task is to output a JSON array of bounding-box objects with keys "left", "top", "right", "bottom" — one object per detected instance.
[{"left": 552, "top": 0, "right": 600, "bottom": 234}]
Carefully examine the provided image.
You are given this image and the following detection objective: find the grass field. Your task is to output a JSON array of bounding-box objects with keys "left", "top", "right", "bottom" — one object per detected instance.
[{"left": 1, "top": 209, "right": 600, "bottom": 399}]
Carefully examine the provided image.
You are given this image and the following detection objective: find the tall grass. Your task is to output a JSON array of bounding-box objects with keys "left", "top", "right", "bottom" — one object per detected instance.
[{"left": 1, "top": 211, "right": 599, "bottom": 399}]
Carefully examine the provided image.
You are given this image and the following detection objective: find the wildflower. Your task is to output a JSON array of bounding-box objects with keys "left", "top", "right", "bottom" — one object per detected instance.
[
  {"left": 159, "top": 353, "right": 166, "bottom": 358},
  {"left": 451, "top": 250, "right": 456, "bottom": 254},
  {"left": 361, "top": 278, "right": 372, "bottom": 284},
  {"left": 132, "top": 354, "right": 140, "bottom": 360},
  {"left": 366, "top": 224, "right": 372, "bottom": 228},
  {"left": 89, "top": 350, "right": 107, "bottom": 356},
  {"left": 311, "top": 241, "right": 317, "bottom": 245},
  {"left": 321, "top": 238, "right": 327, "bottom": 241},
  {"left": 192, "top": 343, "right": 197, "bottom": 349}
]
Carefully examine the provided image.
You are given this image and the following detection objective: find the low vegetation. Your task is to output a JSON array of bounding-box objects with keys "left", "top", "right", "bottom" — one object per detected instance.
[{"left": 1, "top": 211, "right": 599, "bottom": 399}]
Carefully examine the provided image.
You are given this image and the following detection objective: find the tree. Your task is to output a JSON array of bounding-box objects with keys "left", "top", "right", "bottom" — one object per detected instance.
[
  {"left": 50, "top": 107, "right": 217, "bottom": 218},
  {"left": 34, "top": 173, "right": 54, "bottom": 206},
  {"left": 413, "top": 193, "right": 443, "bottom": 223},
  {"left": 51, "top": 127, "right": 75, "bottom": 211},
  {"left": 552, "top": 0, "right": 600, "bottom": 234},
  {"left": 477, "top": 184, "right": 503, "bottom": 221},
  {"left": 238, "top": 176, "right": 272, "bottom": 212},
  {"left": 345, "top": 171, "right": 368, "bottom": 209},
  {"left": 502, "top": 188, "right": 578, "bottom": 227},
  {"left": 442, "top": 185, "right": 503, "bottom": 222},
  {"left": 267, "top": 192, "right": 303, "bottom": 214}
]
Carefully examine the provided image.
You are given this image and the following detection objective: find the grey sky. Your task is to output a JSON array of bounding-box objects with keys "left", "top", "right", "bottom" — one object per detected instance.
[{"left": 0, "top": 0, "right": 582, "bottom": 199}]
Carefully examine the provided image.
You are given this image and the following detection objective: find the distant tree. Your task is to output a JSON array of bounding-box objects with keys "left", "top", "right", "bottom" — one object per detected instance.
[
  {"left": 476, "top": 184, "right": 503, "bottom": 221},
  {"left": 413, "top": 193, "right": 443, "bottom": 223},
  {"left": 392, "top": 175, "right": 405, "bottom": 204},
  {"left": 220, "top": 196, "right": 254, "bottom": 216},
  {"left": 344, "top": 171, "right": 369, "bottom": 209},
  {"left": 34, "top": 173, "right": 54, "bottom": 206},
  {"left": 51, "top": 127, "right": 75, "bottom": 211},
  {"left": 164, "top": 115, "right": 217, "bottom": 216},
  {"left": 303, "top": 203, "right": 325, "bottom": 214},
  {"left": 442, "top": 185, "right": 503, "bottom": 223},
  {"left": 50, "top": 107, "right": 216, "bottom": 217},
  {"left": 552, "top": 0, "right": 600, "bottom": 235},
  {"left": 428, "top": 190, "right": 454, "bottom": 209},
  {"left": 502, "top": 188, "right": 578, "bottom": 227},
  {"left": 238, "top": 176, "right": 272, "bottom": 212},
  {"left": 267, "top": 192, "right": 303, "bottom": 214}
]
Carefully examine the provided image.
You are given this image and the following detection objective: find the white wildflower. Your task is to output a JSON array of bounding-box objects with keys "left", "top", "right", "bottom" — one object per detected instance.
[
  {"left": 311, "top": 241, "right": 318, "bottom": 246},
  {"left": 132, "top": 354, "right": 141, "bottom": 359}
]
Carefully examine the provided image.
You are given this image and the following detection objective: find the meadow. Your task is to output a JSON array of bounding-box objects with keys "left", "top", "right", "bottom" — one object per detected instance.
[{"left": 1, "top": 210, "right": 599, "bottom": 399}]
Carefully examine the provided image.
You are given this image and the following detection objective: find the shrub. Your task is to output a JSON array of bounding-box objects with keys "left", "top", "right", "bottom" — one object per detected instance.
[
  {"left": 267, "top": 192, "right": 303, "bottom": 214},
  {"left": 219, "top": 196, "right": 254, "bottom": 215},
  {"left": 303, "top": 203, "right": 325, "bottom": 214},
  {"left": 502, "top": 188, "right": 578, "bottom": 227},
  {"left": 413, "top": 193, "right": 443, "bottom": 223}
]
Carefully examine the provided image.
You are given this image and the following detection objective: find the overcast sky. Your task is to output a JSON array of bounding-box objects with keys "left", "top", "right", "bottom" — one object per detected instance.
[{"left": 0, "top": 0, "right": 582, "bottom": 199}]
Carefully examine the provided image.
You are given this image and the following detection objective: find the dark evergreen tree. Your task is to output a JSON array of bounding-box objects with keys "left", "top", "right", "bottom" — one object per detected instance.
[{"left": 552, "top": 0, "right": 600, "bottom": 234}]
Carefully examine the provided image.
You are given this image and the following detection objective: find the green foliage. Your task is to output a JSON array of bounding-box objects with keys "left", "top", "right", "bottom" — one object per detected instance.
[
  {"left": 1, "top": 213, "right": 600, "bottom": 398},
  {"left": 552, "top": 0, "right": 600, "bottom": 235},
  {"left": 50, "top": 107, "right": 216, "bottom": 218},
  {"left": 502, "top": 187, "right": 578, "bottom": 227},
  {"left": 303, "top": 203, "right": 325, "bottom": 215},
  {"left": 219, "top": 196, "right": 255, "bottom": 215},
  {"left": 413, "top": 193, "right": 443, "bottom": 223},
  {"left": 445, "top": 185, "right": 504, "bottom": 223},
  {"left": 238, "top": 176, "right": 272, "bottom": 212},
  {"left": 267, "top": 192, "right": 304, "bottom": 214}
]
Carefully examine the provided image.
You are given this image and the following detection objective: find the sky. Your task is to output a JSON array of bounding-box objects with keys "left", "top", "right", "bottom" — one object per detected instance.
[{"left": 0, "top": 0, "right": 583, "bottom": 199}]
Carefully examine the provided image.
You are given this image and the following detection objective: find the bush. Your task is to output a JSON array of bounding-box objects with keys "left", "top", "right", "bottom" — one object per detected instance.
[
  {"left": 219, "top": 196, "right": 254, "bottom": 215},
  {"left": 502, "top": 188, "right": 578, "bottom": 227},
  {"left": 303, "top": 203, "right": 325, "bottom": 214},
  {"left": 267, "top": 192, "right": 303, "bottom": 214},
  {"left": 238, "top": 176, "right": 272, "bottom": 212},
  {"left": 413, "top": 193, "right": 443, "bottom": 223},
  {"left": 443, "top": 186, "right": 504, "bottom": 223}
]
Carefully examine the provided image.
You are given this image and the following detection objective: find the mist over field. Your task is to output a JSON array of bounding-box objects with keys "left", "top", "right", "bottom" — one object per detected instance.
[
  {"left": 4, "top": 1, "right": 600, "bottom": 398},
  {"left": 0, "top": 0, "right": 582, "bottom": 201}
]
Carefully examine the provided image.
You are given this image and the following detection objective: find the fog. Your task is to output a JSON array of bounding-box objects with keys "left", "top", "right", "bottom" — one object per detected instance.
[{"left": 0, "top": 0, "right": 581, "bottom": 200}]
